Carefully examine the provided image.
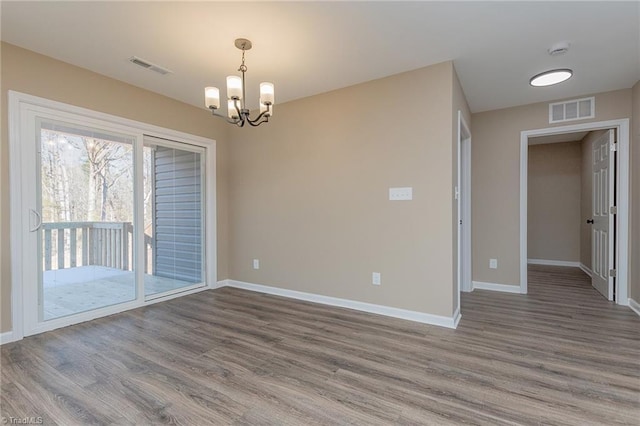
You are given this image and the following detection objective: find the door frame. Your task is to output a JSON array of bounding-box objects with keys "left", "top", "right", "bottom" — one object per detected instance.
[
  {"left": 7, "top": 91, "right": 217, "bottom": 342},
  {"left": 457, "top": 111, "right": 472, "bottom": 307},
  {"left": 519, "top": 119, "right": 630, "bottom": 304}
]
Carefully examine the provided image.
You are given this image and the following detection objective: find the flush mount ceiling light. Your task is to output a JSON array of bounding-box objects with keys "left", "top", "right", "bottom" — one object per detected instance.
[
  {"left": 529, "top": 69, "right": 573, "bottom": 87},
  {"left": 205, "top": 38, "right": 274, "bottom": 127}
]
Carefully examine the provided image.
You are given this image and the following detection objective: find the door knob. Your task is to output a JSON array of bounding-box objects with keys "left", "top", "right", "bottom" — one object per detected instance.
[{"left": 587, "top": 219, "right": 594, "bottom": 224}]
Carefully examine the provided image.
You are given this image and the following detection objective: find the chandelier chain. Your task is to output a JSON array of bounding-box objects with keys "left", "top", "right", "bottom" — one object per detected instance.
[{"left": 238, "top": 49, "right": 247, "bottom": 73}]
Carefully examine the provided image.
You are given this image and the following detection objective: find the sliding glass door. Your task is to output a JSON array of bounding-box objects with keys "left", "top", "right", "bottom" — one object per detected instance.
[{"left": 11, "top": 92, "right": 213, "bottom": 337}]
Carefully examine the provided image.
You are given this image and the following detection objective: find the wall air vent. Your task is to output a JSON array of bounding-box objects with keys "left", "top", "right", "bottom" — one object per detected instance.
[
  {"left": 128, "top": 56, "right": 173, "bottom": 75},
  {"left": 549, "top": 97, "right": 594, "bottom": 123}
]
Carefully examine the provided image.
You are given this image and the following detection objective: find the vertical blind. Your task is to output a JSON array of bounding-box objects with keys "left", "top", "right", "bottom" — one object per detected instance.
[{"left": 153, "top": 144, "right": 203, "bottom": 283}]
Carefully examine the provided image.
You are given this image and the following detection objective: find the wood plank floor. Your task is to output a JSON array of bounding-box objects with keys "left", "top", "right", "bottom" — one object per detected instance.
[{"left": 1, "top": 265, "right": 639, "bottom": 425}]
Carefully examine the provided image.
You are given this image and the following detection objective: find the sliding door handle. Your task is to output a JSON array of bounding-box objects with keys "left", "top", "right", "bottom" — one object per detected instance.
[
  {"left": 586, "top": 219, "right": 594, "bottom": 224},
  {"left": 29, "top": 209, "right": 42, "bottom": 232}
]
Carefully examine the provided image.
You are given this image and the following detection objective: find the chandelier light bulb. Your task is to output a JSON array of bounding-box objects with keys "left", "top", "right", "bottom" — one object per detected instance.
[
  {"left": 205, "top": 87, "right": 220, "bottom": 109},
  {"left": 227, "top": 76, "right": 243, "bottom": 99},
  {"left": 228, "top": 99, "right": 239, "bottom": 119},
  {"left": 260, "top": 82, "right": 275, "bottom": 105}
]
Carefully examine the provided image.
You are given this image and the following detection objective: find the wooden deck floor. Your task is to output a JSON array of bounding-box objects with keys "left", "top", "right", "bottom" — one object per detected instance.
[
  {"left": 43, "top": 266, "right": 197, "bottom": 320},
  {"left": 1, "top": 265, "right": 638, "bottom": 425}
]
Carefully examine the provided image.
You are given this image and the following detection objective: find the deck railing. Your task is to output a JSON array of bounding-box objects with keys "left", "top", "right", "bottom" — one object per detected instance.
[{"left": 42, "top": 222, "right": 153, "bottom": 273}]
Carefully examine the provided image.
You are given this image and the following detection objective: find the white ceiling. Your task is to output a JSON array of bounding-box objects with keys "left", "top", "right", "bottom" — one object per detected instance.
[{"left": 1, "top": 1, "right": 638, "bottom": 113}]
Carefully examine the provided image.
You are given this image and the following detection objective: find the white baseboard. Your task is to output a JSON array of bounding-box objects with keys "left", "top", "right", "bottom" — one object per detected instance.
[
  {"left": 472, "top": 281, "right": 523, "bottom": 294},
  {"left": 579, "top": 263, "right": 593, "bottom": 277},
  {"left": 215, "top": 279, "right": 231, "bottom": 289},
  {"left": 527, "top": 259, "right": 581, "bottom": 267},
  {"left": 0, "top": 330, "right": 19, "bottom": 345},
  {"left": 628, "top": 298, "right": 640, "bottom": 317},
  {"left": 452, "top": 307, "right": 462, "bottom": 328},
  {"left": 220, "top": 280, "right": 459, "bottom": 329}
]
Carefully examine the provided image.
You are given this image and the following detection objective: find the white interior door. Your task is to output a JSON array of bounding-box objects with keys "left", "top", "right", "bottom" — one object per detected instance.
[{"left": 590, "top": 129, "right": 615, "bottom": 300}]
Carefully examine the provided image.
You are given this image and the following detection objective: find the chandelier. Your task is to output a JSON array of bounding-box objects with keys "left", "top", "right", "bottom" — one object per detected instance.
[{"left": 205, "top": 38, "right": 274, "bottom": 127}]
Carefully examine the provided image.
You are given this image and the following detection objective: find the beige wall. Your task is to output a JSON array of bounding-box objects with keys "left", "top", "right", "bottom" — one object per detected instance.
[
  {"left": 0, "top": 45, "right": 467, "bottom": 334},
  {"left": 631, "top": 81, "right": 640, "bottom": 302},
  {"left": 0, "top": 43, "right": 231, "bottom": 333},
  {"left": 472, "top": 89, "right": 632, "bottom": 286},
  {"left": 227, "top": 62, "right": 460, "bottom": 317},
  {"left": 528, "top": 141, "right": 581, "bottom": 262}
]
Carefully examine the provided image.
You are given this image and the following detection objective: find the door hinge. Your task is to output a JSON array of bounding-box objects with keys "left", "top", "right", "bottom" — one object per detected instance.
[
  {"left": 609, "top": 269, "right": 617, "bottom": 277},
  {"left": 610, "top": 142, "right": 617, "bottom": 152},
  {"left": 459, "top": 219, "right": 462, "bottom": 225},
  {"left": 610, "top": 206, "right": 617, "bottom": 214}
]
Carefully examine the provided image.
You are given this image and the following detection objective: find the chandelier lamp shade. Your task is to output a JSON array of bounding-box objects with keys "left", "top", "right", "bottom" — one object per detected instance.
[{"left": 205, "top": 38, "right": 274, "bottom": 127}]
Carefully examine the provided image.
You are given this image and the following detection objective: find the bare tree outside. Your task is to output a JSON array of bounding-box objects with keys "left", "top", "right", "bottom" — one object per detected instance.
[
  {"left": 40, "top": 129, "right": 135, "bottom": 274},
  {"left": 41, "top": 130, "right": 134, "bottom": 224}
]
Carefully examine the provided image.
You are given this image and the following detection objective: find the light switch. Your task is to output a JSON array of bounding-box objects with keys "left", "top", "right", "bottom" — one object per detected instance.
[{"left": 389, "top": 187, "right": 413, "bottom": 201}]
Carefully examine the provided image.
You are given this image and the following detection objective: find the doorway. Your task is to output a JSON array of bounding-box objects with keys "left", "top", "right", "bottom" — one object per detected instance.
[
  {"left": 457, "top": 111, "right": 472, "bottom": 316},
  {"left": 520, "top": 119, "right": 630, "bottom": 305}
]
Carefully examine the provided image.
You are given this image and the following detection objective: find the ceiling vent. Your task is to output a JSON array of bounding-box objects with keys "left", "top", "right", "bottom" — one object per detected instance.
[
  {"left": 549, "top": 97, "right": 594, "bottom": 123},
  {"left": 128, "top": 56, "right": 173, "bottom": 75},
  {"left": 548, "top": 41, "right": 570, "bottom": 56}
]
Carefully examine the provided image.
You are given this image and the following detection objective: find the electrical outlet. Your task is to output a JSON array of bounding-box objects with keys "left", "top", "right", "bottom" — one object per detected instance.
[
  {"left": 253, "top": 259, "right": 260, "bottom": 270},
  {"left": 489, "top": 258, "right": 498, "bottom": 269},
  {"left": 372, "top": 272, "right": 381, "bottom": 285}
]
